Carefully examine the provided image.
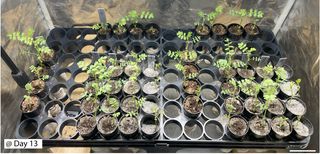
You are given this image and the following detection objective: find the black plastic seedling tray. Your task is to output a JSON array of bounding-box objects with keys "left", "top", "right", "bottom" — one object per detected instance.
[{"left": 15, "top": 24, "right": 310, "bottom": 149}]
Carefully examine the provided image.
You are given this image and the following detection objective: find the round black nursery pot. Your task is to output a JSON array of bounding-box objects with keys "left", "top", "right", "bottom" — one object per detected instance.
[
  {"left": 145, "top": 23, "right": 161, "bottom": 40},
  {"left": 49, "top": 83, "right": 68, "bottom": 102},
  {"left": 59, "top": 119, "right": 79, "bottom": 139},
  {"left": 183, "top": 95, "right": 203, "bottom": 118},
  {"left": 64, "top": 100, "right": 82, "bottom": 118},
  {"left": 45, "top": 100, "right": 64, "bottom": 118},
  {"left": 113, "top": 24, "right": 128, "bottom": 40},
  {"left": 227, "top": 23, "right": 244, "bottom": 41},
  {"left": 29, "top": 79, "right": 48, "bottom": 99},
  {"left": 271, "top": 116, "right": 293, "bottom": 139},
  {"left": 260, "top": 29, "right": 275, "bottom": 42},
  {"left": 140, "top": 115, "right": 160, "bottom": 139},
  {"left": 204, "top": 120, "right": 224, "bottom": 140},
  {"left": 97, "top": 114, "right": 119, "bottom": 139},
  {"left": 285, "top": 97, "right": 307, "bottom": 118},
  {"left": 129, "top": 23, "right": 144, "bottom": 40},
  {"left": 200, "top": 84, "right": 218, "bottom": 101},
  {"left": 226, "top": 115, "right": 249, "bottom": 139},
  {"left": 76, "top": 114, "right": 97, "bottom": 139},
  {"left": 292, "top": 116, "right": 314, "bottom": 140},
  {"left": 184, "top": 119, "right": 204, "bottom": 140},
  {"left": 202, "top": 101, "right": 221, "bottom": 120},
  {"left": 195, "top": 24, "right": 211, "bottom": 40},
  {"left": 17, "top": 119, "right": 39, "bottom": 139},
  {"left": 97, "top": 23, "right": 112, "bottom": 40},
  {"left": 38, "top": 118, "right": 59, "bottom": 139},
  {"left": 211, "top": 23, "right": 227, "bottom": 41},
  {"left": 163, "top": 119, "right": 183, "bottom": 140},
  {"left": 244, "top": 23, "right": 261, "bottom": 41},
  {"left": 20, "top": 96, "right": 42, "bottom": 118},
  {"left": 266, "top": 99, "right": 286, "bottom": 118},
  {"left": 261, "top": 42, "right": 280, "bottom": 56},
  {"left": 248, "top": 116, "right": 271, "bottom": 139},
  {"left": 163, "top": 100, "right": 182, "bottom": 119},
  {"left": 119, "top": 116, "right": 139, "bottom": 138}
]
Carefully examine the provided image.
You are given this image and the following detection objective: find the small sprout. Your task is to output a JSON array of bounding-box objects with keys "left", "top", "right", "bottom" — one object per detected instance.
[
  {"left": 136, "top": 97, "right": 146, "bottom": 109},
  {"left": 25, "top": 83, "right": 34, "bottom": 95},
  {"left": 126, "top": 111, "right": 138, "bottom": 117},
  {"left": 226, "top": 102, "right": 236, "bottom": 114},
  {"left": 277, "top": 116, "right": 289, "bottom": 129},
  {"left": 112, "top": 112, "right": 121, "bottom": 118},
  {"left": 262, "top": 63, "right": 274, "bottom": 75},
  {"left": 275, "top": 67, "right": 288, "bottom": 81},
  {"left": 238, "top": 79, "right": 260, "bottom": 97}
]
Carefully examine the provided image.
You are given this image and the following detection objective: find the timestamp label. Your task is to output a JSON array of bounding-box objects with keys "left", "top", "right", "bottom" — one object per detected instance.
[{"left": 4, "top": 139, "right": 42, "bottom": 149}]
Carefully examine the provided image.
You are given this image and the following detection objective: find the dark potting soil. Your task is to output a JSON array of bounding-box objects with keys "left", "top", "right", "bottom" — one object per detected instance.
[
  {"left": 77, "top": 116, "right": 96, "bottom": 134},
  {"left": 141, "top": 119, "right": 159, "bottom": 135},
  {"left": 268, "top": 99, "right": 285, "bottom": 115},
  {"left": 48, "top": 104, "right": 61, "bottom": 117},
  {"left": 286, "top": 99, "right": 306, "bottom": 116},
  {"left": 221, "top": 82, "right": 239, "bottom": 96},
  {"left": 249, "top": 116, "right": 270, "bottom": 136},
  {"left": 245, "top": 97, "right": 263, "bottom": 114},
  {"left": 113, "top": 26, "right": 127, "bottom": 36},
  {"left": 184, "top": 64, "right": 198, "bottom": 77},
  {"left": 146, "top": 26, "right": 159, "bottom": 37},
  {"left": 228, "top": 25, "right": 243, "bottom": 35},
  {"left": 228, "top": 117, "right": 247, "bottom": 136},
  {"left": 183, "top": 96, "right": 203, "bottom": 114},
  {"left": 201, "top": 88, "right": 216, "bottom": 100},
  {"left": 98, "top": 116, "right": 117, "bottom": 134},
  {"left": 98, "top": 27, "right": 111, "bottom": 35},
  {"left": 196, "top": 25, "right": 210, "bottom": 35},
  {"left": 225, "top": 97, "right": 243, "bottom": 114},
  {"left": 41, "top": 122, "right": 58, "bottom": 138},
  {"left": 130, "top": 27, "right": 143, "bottom": 36},
  {"left": 121, "top": 97, "right": 139, "bottom": 113},
  {"left": 244, "top": 23, "right": 259, "bottom": 35},
  {"left": 31, "top": 79, "right": 45, "bottom": 94},
  {"left": 293, "top": 120, "right": 309, "bottom": 137},
  {"left": 82, "top": 99, "right": 99, "bottom": 113},
  {"left": 237, "top": 68, "right": 255, "bottom": 79},
  {"left": 183, "top": 80, "right": 199, "bottom": 94},
  {"left": 119, "top": 117, "right": 138, "bottom": 134},
  {"left": 123, "top": 80, "right": 140, "bottom": 95},
  {"left": 271, "top": 117, "right": 291, "bottom": 137},
  {"left": 21, "top": 96, "right": 40, "bottom": 113},
  {"left": 212, "top": 24, "right": 227, "bottom": 35}
]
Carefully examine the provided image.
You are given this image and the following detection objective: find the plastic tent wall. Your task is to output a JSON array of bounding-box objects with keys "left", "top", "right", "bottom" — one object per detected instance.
[{"left": 1, "top": 0, "right": 319, "bottom": 152}]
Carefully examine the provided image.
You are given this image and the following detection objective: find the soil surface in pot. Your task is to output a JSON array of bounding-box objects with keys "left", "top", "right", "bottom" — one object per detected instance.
[
  {"left": 121, "top": 97, "right": 139, "bottom": 113},
  {"left": 183, "top": 96, "right": 203, "bottom": 114},
  {"left": 108, "top": 80, "right": 122, "bottom": 94},
  {"left": 70, "top": 87, "right": 85, "bottom": 100},
  {"left": 113, "top": 26, "right": 127, "bottom": 36},
  {"left": 101, "top": 97, "right": 119, "bottom": 113},
  {"left": 98, "top": 116, "right": 117, "bottom": 134},
  {"left": 228, "top": 117, "right": 247, "bottom": 137},
  {"left": 62, "top": 125, "right": 77, "bottom": 139},
  {"left": 31, "top": 79, "right": 45, "bottom": 94},
  {"left": 125, "top": 65, "right": 141, "bottom": 76},
  {"left": 196, "top": 25, "right": 210, "bottom": 35},
  {"left": 142, "top": 100, "right": 159, "bottom": 114},
  {"left": 143, "top": 81, "right": 159, "bottom": 95},
  {"left": 40, "top": 50, "right": 54, "bottom": 61},
  {"left": 184, "top": 64, "right": 198, "bottom": 78},
  {"left": 142, "top": 119, "right": 159, "bottom": 135},
  {"left": 81, "top": 99, "right": 99, "bottom": 114},
  {"left": 286, "top": 99, "right": 306, "bottom": 116},
  {"left": 48, "top": 104, "right": 62, "bottom": 117},
  {"left": 271, "top": 117, "right": 291, "bottom": 137},
  {"left": 228, "top": 25, "right": 243, "bottom": 35},
  {"left": 143, "top": 68, "right": 160, "bottom": 78},
  {"left": 280, "top": 81, "right": 299, "bottom": 96},
  {"left": 41, "top": 122, "right": 58, "bottom": 138},
  {"left": 109, "top": 65, "right": 123, "bottom": 78},
  {"left": 249, "top": 116, "right": 270, "bottom": 136},
  {"left": 21, "top": 96, "right": 40, "bottom": 113},
  {"left": 293, "top": 120, "right": 309, "bottom": 137},
  {"left": 237, "top": 68, "right": 255, "bottom": 79},
  {"left": 219, "top": 68, "right": 236, "bottom": 79},
  {"left": 225, "top": 97, "right": 243, "bottom": 114},
  {"left": 212, "top": 24, "right": 227, "bottom": 35},
  {"left": 183, "top": 80, "right": 199, "bottom": 94},
  {"left": 123, "top": 80, "right": 140, "bottom": 95},
  {"left": 244, "top": 23, "right": 259, "bottom": 35},
  {"left": 268, "top": 99, "right": 285, "bottom": 115},
  {"left": 146, "top": 26, "right": 159, "bottom": 38},
  {"left": 130, "top": 26, "right": 143, "bottom": 36},
  {"left": 119, "top": 117, "right": 138, "bottom": 134},
  {"left": 245, "top": 97, "right": 263, "bottom": 114},
  {"left": 221, "top": 82, "right": 239, "bottom": 96},
  {"left": 77, "top": 116, "right": 96, "bottom": 135}
]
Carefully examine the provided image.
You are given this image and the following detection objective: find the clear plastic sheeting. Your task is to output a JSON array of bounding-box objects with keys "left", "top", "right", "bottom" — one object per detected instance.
[
  {"left": 277, "top": 0, "right": 319, "bottom": 151},
  {"left": 1, "top": 0, "right": 48, "bottom": 152},
  {"left": 0, "top": 0, "right": 319, "bottom": 152}
]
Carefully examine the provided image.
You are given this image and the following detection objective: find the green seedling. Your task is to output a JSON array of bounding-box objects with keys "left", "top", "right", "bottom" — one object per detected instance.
[
  {"left": 275, "top": 67, "right": 288, "bottom": 82},
  {"left": 238, "top": 79, "right": 261, "bottom": 97}
]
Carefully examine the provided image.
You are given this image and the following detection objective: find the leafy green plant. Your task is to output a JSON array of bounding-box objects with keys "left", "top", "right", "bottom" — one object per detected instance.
[
  {"left": 275, "top": 67, "right": 287, "bottom": 82},
  {"left": 277, "top": 116, "right": 289, "bottom": 129},
  {"left": 126, "top": 111, "right": 138, "bottom": 117},
  {"left": 125, "top": 10, "right": 154, "bottom": 25},
  {"left": 135, "top": 97, "right": 146, "bottom": 109},
  {"left": 92, "top": 23, "right": 111, "bottom": 34},
  {"left": 152, "top": 108, "right": 163, "bottom": 122},
  {"left": 25, "top": 83, "right": 34, "bottom": 95},
  {"left": 261, "top": 63, "right": 274, "bottom": 76},
  {"left": 261, "top": 79, "right": 278, "bottom": 101},
  {"left": 237, "top": 42, "right": 256, "bottom": 63},
  {"left": 229, "top": 8, "right": 264, "bottom": 25},
  {"left": 221, "top": 78, "right": 238, "bottom": 96},
  {"left": 29, "top": 65, "right": 49, "bottom": 80},
  {"left": 238, "top": 79, "right": 260, "bottom": 97}
]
